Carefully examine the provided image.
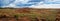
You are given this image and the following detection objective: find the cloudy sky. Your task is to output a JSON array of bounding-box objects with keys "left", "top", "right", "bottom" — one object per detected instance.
[{"left": 0, "top": 0, "right": 60, "bottom": 8}]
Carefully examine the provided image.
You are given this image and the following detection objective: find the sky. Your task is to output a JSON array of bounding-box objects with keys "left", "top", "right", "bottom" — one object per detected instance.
[{"left": 0, "top": 0, "right": 60, "bottom": 8}]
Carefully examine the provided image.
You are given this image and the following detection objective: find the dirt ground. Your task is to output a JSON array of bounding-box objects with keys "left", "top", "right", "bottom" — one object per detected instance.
[{"left": 0, "top": 8, "right": 60, "bottom": 21}]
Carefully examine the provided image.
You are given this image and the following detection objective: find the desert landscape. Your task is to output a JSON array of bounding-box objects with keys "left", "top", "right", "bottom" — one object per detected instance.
[{"left": 0, "top": 8, "right": 60, "bottom": 21}]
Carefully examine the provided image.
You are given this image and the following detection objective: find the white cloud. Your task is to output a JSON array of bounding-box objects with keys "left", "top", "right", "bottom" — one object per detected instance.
[
  {"left": 2, "top": 0, "right": 60, "bottom": 8},
  {"left": 29, "top": 0, "right": 60, "bottom": 8},
  {"left": 5, "top": 0, "right": 30, "bottom": 7},
  {"left": 31, "top": 4, "right": 60, "bottom": 8},
  {"left": 12, "top": 0, "right": 30, "bottom": 4}
]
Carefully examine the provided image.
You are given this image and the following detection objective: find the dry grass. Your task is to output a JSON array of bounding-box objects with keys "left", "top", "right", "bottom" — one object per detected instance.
[{"left": 0, "top": 8, "right": 59, "bottom": 21}]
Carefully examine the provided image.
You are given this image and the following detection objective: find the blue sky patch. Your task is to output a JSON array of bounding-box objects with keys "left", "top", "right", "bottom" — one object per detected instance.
[{"left": 0, "top": 0, "right": 60, "bottom": 8}]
